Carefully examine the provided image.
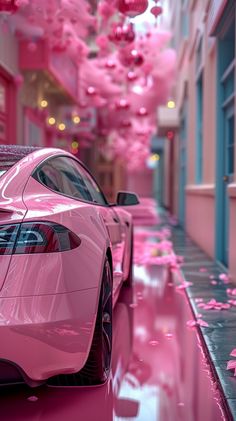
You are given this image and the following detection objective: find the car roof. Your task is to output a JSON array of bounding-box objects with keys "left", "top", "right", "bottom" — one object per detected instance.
[{"left": 0, "top": 145, "right": 42, "bottom": 173}]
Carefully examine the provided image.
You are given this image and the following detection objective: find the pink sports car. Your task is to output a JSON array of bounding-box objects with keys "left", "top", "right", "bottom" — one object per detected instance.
[{"left": 0, "top": 145, "right": 139, "bottom": 387}]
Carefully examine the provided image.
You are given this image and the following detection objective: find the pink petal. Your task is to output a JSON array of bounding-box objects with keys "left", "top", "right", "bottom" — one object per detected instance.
[
  {"left": 230, "top": 349, "right": 236, "bottom": 357},
  {"left": 219, "top": 273, "right": 230, "bottom": 284},
  {"left": 195, "top": 298, "right": 203, "bottom": 303},
  {"left": 227, "top": 360, "right": 236, "bottom": 370},
  {"left": 197, "top": 319, "right": 209, "bottom": 327},
  {"left": 176, "top": 281, "right": 193, "bottom": 290}
]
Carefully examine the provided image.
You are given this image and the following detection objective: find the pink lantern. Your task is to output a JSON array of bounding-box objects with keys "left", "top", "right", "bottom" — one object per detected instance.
[
  {"left": 117, "top": 0, "right": 148, "bottom": 18},
  {"left": 0, "top": 0, "right": 18, "bottom": 12},
  {"left": 109, "top": 22, "right": 135, "bottom": 46},
  {"left": 150, "top": 6, "right": 163, "bottom": 18}
]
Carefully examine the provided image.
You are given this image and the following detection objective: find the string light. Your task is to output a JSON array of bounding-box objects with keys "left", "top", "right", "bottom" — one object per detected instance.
[
  {"left": 150, "top": 153, "right": 160, "bottom": 162},
  {"left": 167, "top": 100, "right": 176, "bottom": 109},
  {"left": 58, "top": 123, "right": 66, "bottom": 131},
  {"left": 71, "top": 140, "right": 79, "bottom": 155},
  {"left": 48, "top": 117, "right": 56, "bottom": 125},
  {"left": 40, "top": 99, "right": 48, "bottom": 108},
  {"left": 73, "top": 115, "right": 81, "bottom": 124}
]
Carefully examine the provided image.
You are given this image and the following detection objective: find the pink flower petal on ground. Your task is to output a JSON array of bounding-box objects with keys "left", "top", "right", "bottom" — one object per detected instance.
[
  {"left": 227, "top": 288, "right": 236, "bottom": 296},
  {"left": 199, "top": 267, "right": 208, "bottom": 273},
  {"left": 230, "top": 349, "right": 236, "bottom": 357},
  {"left": 228, "top": 300, "right": 236, "bottom": 306},
  {"left": 209, "top": 275, "right": 215, "bottom": 279},
  {"left": 211, "top": 280, "right": 217, "bottom": 285},
  {"left": 197, "top": 303, "right": 206, "bottom": 308},
  {"left": 186, "top": 320, "right": 197, "bottom": 327},
  {"left": 196, "top": 313, "right": 203, "bottom": 318},
  {"left": 195, "top": 298, "right": 203, "bottom": 303},
  {"left": 197, "top": 319, "right": 209, "bottom": 327},
  {"left": 219, "top": 273, "right": 230, "bottom": 284},
  {"left": 176, "top": 281, "right": 193, "bottom": 290},
  {"left": 227, "top": 360, "right": 236, "bottom": 371}
]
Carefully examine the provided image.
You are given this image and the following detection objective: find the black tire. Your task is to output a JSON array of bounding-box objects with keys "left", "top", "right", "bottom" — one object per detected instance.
[
  {"left": 77, "top": 258, "right": 113, "bottom": 385},
  {"left": 125, "top": 227, "right": 134, "bottom": 288}
]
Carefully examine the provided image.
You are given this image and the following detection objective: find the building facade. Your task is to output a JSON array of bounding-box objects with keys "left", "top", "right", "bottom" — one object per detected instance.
[{"left": 168, "top": 0, "right": 236, "bottom": 280}]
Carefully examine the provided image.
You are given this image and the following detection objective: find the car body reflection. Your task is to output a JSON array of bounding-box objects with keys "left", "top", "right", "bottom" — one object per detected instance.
[{"left": 0, "top": 264, "right": 226, "bottom": 421}]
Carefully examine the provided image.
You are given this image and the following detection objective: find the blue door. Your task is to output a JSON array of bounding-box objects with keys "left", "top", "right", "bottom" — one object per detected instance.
[
  {"left": 222, "top": 105, "right": 234, "bottom": 266},
  {"left": 215, "top": 20, "right": 235, "bottom": 267}
]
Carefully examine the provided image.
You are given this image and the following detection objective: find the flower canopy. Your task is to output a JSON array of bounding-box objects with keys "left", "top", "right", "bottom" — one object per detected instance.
[{"left": 2, "top": 0, "right": 176, "bottom": 170}]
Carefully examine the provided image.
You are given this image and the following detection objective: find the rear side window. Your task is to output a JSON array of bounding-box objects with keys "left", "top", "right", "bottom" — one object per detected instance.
[
  {"left": 34, "top": 156, "right": 108, "bottom": 205},
  {"left": 35, "top": 157, "right": 94, "bottom": 202}
]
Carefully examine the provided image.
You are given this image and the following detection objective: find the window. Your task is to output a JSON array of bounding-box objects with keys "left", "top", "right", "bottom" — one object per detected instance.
[
  {"left": 35, "top": 156, "right": 108, "bottom": 205},
  {"left": 195, "top": 35, "right": 204, "bottom": 184},
  {"left": 196, "top": 72, "right": 203, "bottom": 183}
]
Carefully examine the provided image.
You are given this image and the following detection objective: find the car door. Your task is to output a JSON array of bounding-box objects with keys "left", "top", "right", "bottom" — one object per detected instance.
[{"left": 72, "top": 161, "right": 126, "bottom": 288}]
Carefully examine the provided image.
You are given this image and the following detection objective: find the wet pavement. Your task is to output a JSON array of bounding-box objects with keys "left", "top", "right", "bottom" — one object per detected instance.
[
  {"left": 0, "top": 242, "right": 227, "bottom": 421},
  {"left": 171, "top": 227, "right": 236, "bottom": 419}
]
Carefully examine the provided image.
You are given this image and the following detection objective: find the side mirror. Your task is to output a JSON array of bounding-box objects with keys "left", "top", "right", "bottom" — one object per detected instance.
[{"left": 116, "top": 191, "right": 140, "bottom": 206}]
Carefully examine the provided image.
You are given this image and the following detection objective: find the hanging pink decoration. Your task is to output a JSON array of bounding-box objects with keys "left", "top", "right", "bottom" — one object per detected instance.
[
  {"left": 131, "top": 49, "right": 144, "bottom": 66},
  {"left": 97, "top": 1, "right": 116, "bottom": 21},
  {"left": 150, "top": 5, "right": 163, "bottom": 18},
  {"left": 117, "top": 0, "right": 149, "bottom": 18},
  {"left": 0, "top": 0, "right": 18, "bottom": 12},
  {"left": 127, "top": 71, "right": 138, "bottom": 82},
  {"left": 116, "top": 98, "right": 130, "bottom": 110},
  {"left": 109, "top": 22, "right": 135, "bottom": 46},
  {"left": 86, "top": 86, "right": 97, "bottom": 96},
  {"left": 137, "top": 107, "right": 148, "bottom": 117},
  {"left": 105, "top": 59, "right": 116, "bottom": 69}
]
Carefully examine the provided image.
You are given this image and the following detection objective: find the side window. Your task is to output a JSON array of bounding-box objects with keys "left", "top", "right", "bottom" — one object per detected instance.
[
  {"left": 75, "top": 163, "right": 108, "bottom": 206},
  {"left": 36, "top": 157, "right": 93, "bottom": 202}
]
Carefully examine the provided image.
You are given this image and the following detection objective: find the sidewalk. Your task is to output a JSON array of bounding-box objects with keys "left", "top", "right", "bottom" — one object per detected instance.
[
  {"left": 171, "top": 224, "right": 236, "bottom": 420},
  {"left": 129, "top": 200, "right": 236, "bottom": 419}
]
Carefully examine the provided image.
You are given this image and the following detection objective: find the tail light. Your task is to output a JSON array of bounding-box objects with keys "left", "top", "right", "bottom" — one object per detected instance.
[{"left": 0, "top": 222, "right": 81, "bottom": 255}]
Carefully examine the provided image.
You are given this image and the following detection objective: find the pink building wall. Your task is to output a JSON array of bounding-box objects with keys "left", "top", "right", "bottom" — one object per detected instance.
[
  {"left": 172, "top": 0, "right": 236, "bottom": 281},
  {"left": 126, "top": 169, "right": 153, "bottom": 198}
]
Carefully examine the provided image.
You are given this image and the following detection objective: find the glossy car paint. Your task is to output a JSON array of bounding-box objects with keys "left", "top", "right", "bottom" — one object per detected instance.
[
  {"left": 0, "top": 260, "right": 226, "bottom": 421},
  {"left": 0, "top": 148, "right": 133, "bottom": 383}
]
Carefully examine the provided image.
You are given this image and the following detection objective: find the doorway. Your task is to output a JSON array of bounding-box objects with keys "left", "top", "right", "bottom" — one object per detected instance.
[{"left": 215, "top": 19, "right": 235, "bottom": 267}]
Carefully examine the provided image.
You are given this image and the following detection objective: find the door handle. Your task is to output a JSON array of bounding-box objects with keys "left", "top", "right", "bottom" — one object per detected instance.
[{"left": 223, "top": 175, "right": 229, "bottom": 182}]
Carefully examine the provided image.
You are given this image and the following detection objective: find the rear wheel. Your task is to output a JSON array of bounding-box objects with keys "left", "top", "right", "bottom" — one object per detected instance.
[
  {"left": 47, "top": 258, "right": 113, "bottom": 387},
  {"left": 78, "top": 258, "right": 113, "bottom": 384}
]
